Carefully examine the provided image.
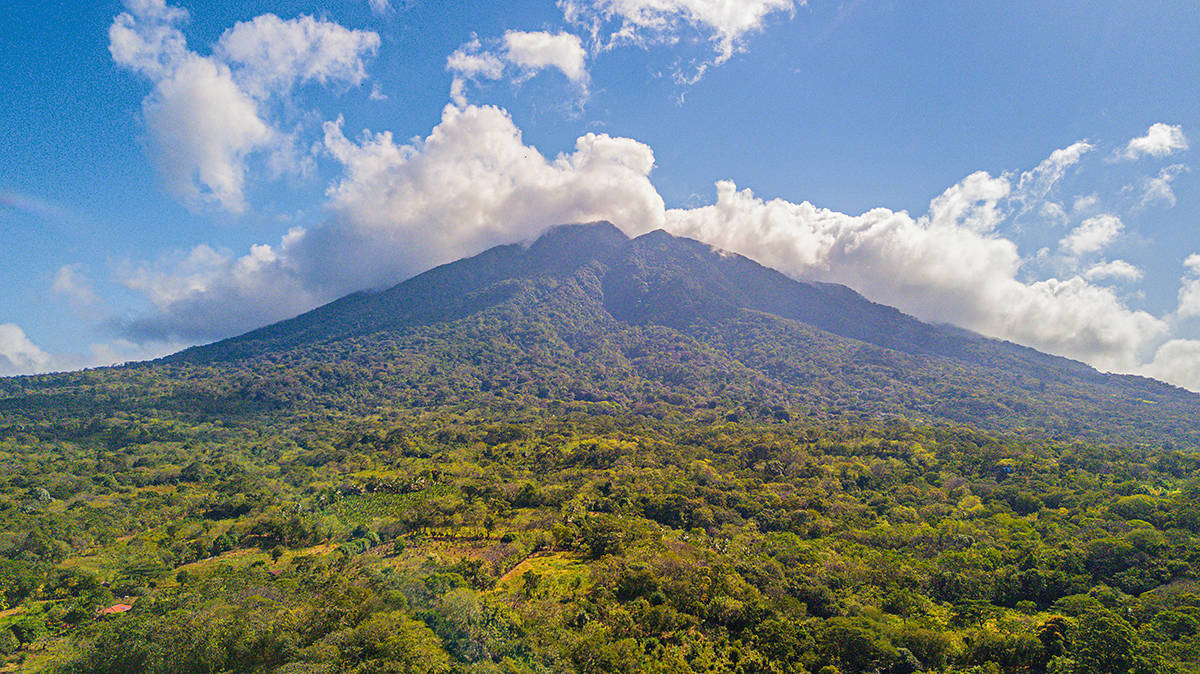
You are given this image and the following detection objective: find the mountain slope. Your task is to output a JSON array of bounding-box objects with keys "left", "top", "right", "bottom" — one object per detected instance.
[
  {"left": 2, "top": 222, "right": 1195, "bottom": 443},
  {"left": 148, "top": 221, "right": 1195, "bottom": 442}
]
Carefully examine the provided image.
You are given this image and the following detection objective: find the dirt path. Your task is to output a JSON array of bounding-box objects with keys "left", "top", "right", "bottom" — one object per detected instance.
[{"left": 497, "top": 551, "right": 556, "bottom": 583}]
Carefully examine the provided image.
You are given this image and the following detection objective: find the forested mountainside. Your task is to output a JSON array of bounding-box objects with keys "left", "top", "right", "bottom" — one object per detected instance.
[
  {"left": 0, "top": 223, "right": 1198, "bottom": 672},
  {"left": 6, "top": 222, "right": 1196, "bottom": 444}
]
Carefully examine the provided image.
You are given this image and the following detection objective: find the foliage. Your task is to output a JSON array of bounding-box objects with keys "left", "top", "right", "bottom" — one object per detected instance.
[{"left": 0, "top": 224, "right": 1197, "bottom": 671}]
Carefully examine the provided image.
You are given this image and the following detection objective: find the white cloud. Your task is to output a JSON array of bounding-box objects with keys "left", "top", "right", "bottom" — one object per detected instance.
[
  {"left": 1145, "top": 339, "right": 1200, "bottom": 391},
  {"left": 1038, "top": 201, "right": 1068, "bottom": 225},
  {"left": 1084, "top": 260, "right": 1143, "bottom": 283},
  {"left": 316, "top": 103, "right": 663, "bottom": 285},
  {"left": 368, "top": 0, "right": 391, "bottom": 14},
  {"left": 1177, "top": 280, "right": 1200, "bottom": 319},
  {"left": 111, "top": 111, "right": 1187, "bottom": 383},
  {"left": 51, "top": 264, "right": 110, "bottom": 323},
  {"left": 214, "top": 14, "right": 380, "bottom": 99},
  {"left": 107, "top": 0, "right": 190, "bottom": 78},
  {"left": 1118, "top": 122, "right": 1189, "bottom": 161},
  {"left": 116, "top": 102, "right": 665, "bottom": 340},
  {"left": 928, "top": 170, "right": 1011, "bottom": 232},
  {"left": 1014, "top": 141, "right": 1092, "bottom": 207},
  {"left": 1072, "top": 194, "right": 1099, "bottom": 213},
  {"left": 1060, "top": 214, "right": 1123, "bottom": 256},
  {"left": 447, "top": 39, "right": 505, "bottom": 105},
  {"left": 663, "top": 178, "right": 1164, "bottom": 372},
  {"left": 141, "top": 57, "right": 277, "bottom": 212},
  {"left": 109, "top": 0, "right": 378, "bottom": 212},
  {"left": 1185, "top": 253, "right": 1200, "bottom": 276},
  {"left": 1137, "top": 164, "right": 1187, "bottom": 209},
  {"left": 447, "top": 39, "right": 506, "bottom": 80},
  {"left": 447, "top": 33, "right": 589, "bottom": 105},
  {"left": 562, "top": 0, "right": 795, "bottom": 65},
  {"left": 52, "top": 264, "right": 102, "bottom": 309},
  {"left": 1177, "top": 254, "right": 1200, "bottom": 319},
  {"left": 0, "top": 322, "right": 182, "bottom": 374},
  {"left": 503, "top": 30, "right": 589, "bottom": 84},
  {"left": 0, "top": 324, "right": 52, "bottom": 376},
  {"left": 115, "top": 236, "right": 320, "bottom": 341}
]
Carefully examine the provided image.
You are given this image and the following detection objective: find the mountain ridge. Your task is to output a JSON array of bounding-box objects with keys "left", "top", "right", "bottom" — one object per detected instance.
[
  {"left": 128, "top": 220, "right": 1194, "bottom": 444},
  {"left": 167, "top": 221, "right": 1154, "bottom": 385}
]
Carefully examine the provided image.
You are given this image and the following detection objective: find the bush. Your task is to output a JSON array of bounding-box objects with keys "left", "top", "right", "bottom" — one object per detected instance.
[
  {"left": 0, "top": 628, "right": 19, "bottom": 655},
  {"left": 10, "top": 615, "right": 47, "bottom": 645}
]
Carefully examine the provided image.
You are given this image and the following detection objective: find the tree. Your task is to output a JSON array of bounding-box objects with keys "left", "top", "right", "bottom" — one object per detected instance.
[{"left": 1069, "top": 610, "right": 1141, "bottom": 674}]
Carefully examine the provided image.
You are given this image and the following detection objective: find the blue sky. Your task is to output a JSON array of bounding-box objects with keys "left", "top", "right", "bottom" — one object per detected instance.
[{"left": 3, "top": 0, "right": 1200, "bottom": 388}]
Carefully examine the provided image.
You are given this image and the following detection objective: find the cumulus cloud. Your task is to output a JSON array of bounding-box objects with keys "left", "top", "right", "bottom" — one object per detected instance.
[
  {"left": 1178, "top": 280, "right": 1200, "bottom": 319},
  {"left": 1185, "top": 254, "right": 1200, "bottom": 276},
  {"left": 116, "top": 102, "right": 665, "bottom": 340},
  {"left": 368, "top": 0, "right": 391, "bottom": 14},
  {"left": 561, "top": 0, "right": 795, "bottom": 66},
  {"left": 450, "top": 0, "right": 795, "bottom": 97},
  {"left": 1118, "top": 122, "right": 1189, "bottom": 161},
  {"left": 663, "top": 177, "right": 1164, "bottom": 372},
  {"left": 1145, "top": 339, "right": 1200, "bottom": 391},
  {"left": 110, "top": 105, "right": 1192, "bottom": 385},
  {"left": 1072, "top": 194, "right": 1099, "bottom": 213},
  {"left": 114, "top": 236, "right": 320, "bottom": 341},
  {"left": 140, "top": 58, "right": 276, "bottom": 212},
  {"left": 109, "top": 0, "right": 378, "bottom": 212},
  {"left": 314, "top": 103, "right": 663, "bottom": 285},
  {"left": 446, "top": 38, "right": 508, "bottom": 105},
  {"left": 1060, "top": 214, "right": 1123, "bottom": 256},
  {"left": 213, "top": 14, "right": 380, "bottom": 99},
  {"left": 1084, "top": 260, "right": 1143, "bottom": 283},
  {"left": 927, "top": 171, "right": 1011, "bottom": 232},
  {"left": 0, "top": 324, "right": 52, "bottom": 376},
  {"left": 503, "top": 30, "right": 589, "bottom": 84}
]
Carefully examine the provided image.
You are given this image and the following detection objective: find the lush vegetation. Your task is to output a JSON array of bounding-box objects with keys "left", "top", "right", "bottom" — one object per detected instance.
[
  {"left": 0, "top": 402, "right": 1197, "bottom": 672},
  {"left": 1, "top": 223, "right": 1198, "bottom": 672}
]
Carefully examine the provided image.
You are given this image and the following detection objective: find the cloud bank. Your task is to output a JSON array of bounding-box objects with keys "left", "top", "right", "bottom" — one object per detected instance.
[
  {"left": 116, "top": 102, "right": 665, "bottom": 341},
  {"left": 112, "top": 104, "right": 1198, "bottom": 391},
  {"left": 664, "top": 177, "right": 1165, "bottom": 374}
]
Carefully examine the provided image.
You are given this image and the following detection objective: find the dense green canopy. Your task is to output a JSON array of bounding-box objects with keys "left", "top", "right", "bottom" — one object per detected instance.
[{"left": 1, "top": 224, "right": 1198, "bottom": 672}]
